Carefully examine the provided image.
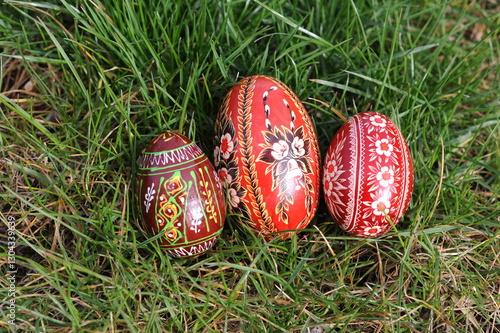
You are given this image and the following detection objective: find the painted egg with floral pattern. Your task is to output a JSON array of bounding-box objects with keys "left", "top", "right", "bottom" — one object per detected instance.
[
  {"left": 323, "top": 112, "right": 414, "bottom": 237},
  {"left": 214, "top": 75, "right": 320, "bottom": 239},
  {"left": 136, "top": 132, "right": 226, "bottom": 258}
]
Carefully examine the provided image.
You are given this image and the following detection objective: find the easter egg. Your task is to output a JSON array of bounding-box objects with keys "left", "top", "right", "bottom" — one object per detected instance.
[
  {"left": 136, "top": 132, "right": 226, "bottom": 258},
  {"left": 323, "top": 112, "right": 414, "bottom": 237},
  {"left": 214, "top": 75, "right": 320, "bottom": 239}
]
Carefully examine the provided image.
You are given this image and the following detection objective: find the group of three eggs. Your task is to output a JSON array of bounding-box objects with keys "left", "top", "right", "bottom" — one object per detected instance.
[{"left": 135, "top": 75, "right": 414, "bottom": 258}]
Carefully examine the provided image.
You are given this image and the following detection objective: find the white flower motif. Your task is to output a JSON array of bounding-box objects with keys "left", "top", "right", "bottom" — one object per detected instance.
[
  {"left": 324, "top": 158, "right": 347, "bottom": 191},
  {"left": 322, "top": 154, "right": 348, "bottom": 217},
  {"left": 228, "top": 188, "right": 240, "bottom": 208},
  {"left": 144, "top": 184, "right": 155, "bottom": 213},
  {"left": 371, "top": 197, "right": 391, "bottom": 216},
  {"left": 220, "top": 133, "right": 234, "bottom": 159},
  {"left": 213, "top": 146, "right": 221, "bottom": 166},
  {"left": 324, "top": 179, "right": 334, "bottom": 196},
  {"left": 324, "top": 159, "right": 340, "bottom": 182},
  {"left": 218, "top": 167, "right": 232, "bottom": 186},
  {"left": 271, "top": 140, "right": 289, "bottom": 160},
  {"left": 291, "top": 136, "right": 305, "bottom": 156},
  {"left": 376, "top": 166, "right": 394, "bottom": 187},
  {"left": 370, "top": 115, "right": 387, "bottom": 128},
  {"left": 375, "top": 138, "right": 394, "bottom": 157},
  {"left": 362, "top": 225, "right": 383, "bottom": 237}
]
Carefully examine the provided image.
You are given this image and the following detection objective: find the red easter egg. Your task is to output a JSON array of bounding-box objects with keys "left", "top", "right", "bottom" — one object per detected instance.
[
  {"left": 136, "top": 132, "right": 226, "bottom": 258},
  {"left": 323, "top": 112, "right": 414, "bottom": 237},
  {"left": 214, "top": 75, "right": 320, "bottom": 239}
]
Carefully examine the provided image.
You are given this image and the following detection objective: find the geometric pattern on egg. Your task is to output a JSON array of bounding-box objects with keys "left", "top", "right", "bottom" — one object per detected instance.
[{"left": 136, "top": 132, "right": 226, "bottom": 258}]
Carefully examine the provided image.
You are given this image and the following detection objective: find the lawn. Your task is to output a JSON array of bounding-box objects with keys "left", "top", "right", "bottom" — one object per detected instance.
[{"left": 1, "top": 0, "right": 499, "bottom": 332}]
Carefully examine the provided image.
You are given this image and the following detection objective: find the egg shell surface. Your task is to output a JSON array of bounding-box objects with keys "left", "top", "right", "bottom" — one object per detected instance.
[
  {"left": 323, "top": 112, "right": 414, "bottom": 237},
  {"left": 214, "top": 75, "right": 320, "bottom": 238},
  {"left": 136, "top": 132, "right": 226, "bottom": 258}
]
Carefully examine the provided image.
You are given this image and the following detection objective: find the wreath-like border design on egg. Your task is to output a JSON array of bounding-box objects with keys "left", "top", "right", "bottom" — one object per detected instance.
[{"left": 214, "top": 83, "right": 253, "bottom": 223}]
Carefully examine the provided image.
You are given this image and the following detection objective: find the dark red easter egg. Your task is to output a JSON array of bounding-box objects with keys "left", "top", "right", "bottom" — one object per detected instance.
[
  {"left": 214, "top": 75, "right": 320, "bottom": 239},
  {"left": 136, "top": 132, "right": 226, "bottom": 258},
  {"left": 323, "top": 112, "right": 414, "bottom": 237}
]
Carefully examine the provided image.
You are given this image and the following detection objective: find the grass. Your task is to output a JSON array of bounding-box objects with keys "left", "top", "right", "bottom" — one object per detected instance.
[{"left": 0, "top": 0, "right": 499, "bottom": 332}]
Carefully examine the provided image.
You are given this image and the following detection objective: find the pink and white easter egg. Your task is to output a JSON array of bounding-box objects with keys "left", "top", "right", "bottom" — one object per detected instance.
[
  {"left": 214, "top": 75, "right": 321, "bottom": 239},
  {"left": 136, "top": 132, "right": 226, "bottom": 258},
  {"left": 323, "top": 112, "right": 414, "bottom": 237}
]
